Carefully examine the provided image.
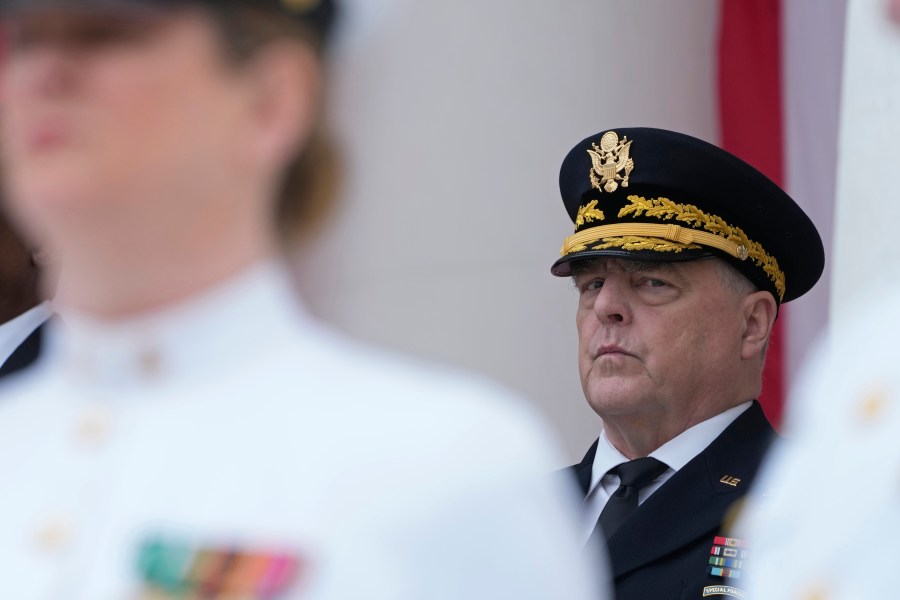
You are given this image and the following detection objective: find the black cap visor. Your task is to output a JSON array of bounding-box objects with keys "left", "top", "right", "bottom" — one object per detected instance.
[{"left": 551, "top": 247, "right": 715, "bottom": 277}]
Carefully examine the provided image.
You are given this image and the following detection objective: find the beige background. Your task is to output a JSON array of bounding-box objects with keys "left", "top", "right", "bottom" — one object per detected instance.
[
  {"left": 298, "top": 0, "right": 721, "bottom": 463},
  {"left": 832, "top": 0, "right": 900, "bottom": 317}
]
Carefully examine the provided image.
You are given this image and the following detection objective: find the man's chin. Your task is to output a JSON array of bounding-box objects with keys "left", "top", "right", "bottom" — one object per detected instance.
[{"left": 583, "top": 378, "right": 653, "bottom": 419}]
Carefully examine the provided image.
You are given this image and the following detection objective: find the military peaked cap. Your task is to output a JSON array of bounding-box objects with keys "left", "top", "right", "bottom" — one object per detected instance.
[{"left": 552, "top": 127, "right": 824, "bottom": 304}]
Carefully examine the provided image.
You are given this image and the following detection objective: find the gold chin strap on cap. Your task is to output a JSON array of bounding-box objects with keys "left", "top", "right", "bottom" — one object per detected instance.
[{"left": 561, "top": 223, "right": 749, "bottom": 260}]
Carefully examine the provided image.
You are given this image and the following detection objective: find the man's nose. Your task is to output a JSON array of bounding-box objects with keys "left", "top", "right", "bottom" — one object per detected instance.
[{"left": 592, "top": 279, "right": 631, "bottom": 325}]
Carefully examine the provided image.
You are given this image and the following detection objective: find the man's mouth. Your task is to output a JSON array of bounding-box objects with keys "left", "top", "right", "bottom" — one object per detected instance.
[{"left": 594, "top": 344, "right": 633, "bottom": 359}]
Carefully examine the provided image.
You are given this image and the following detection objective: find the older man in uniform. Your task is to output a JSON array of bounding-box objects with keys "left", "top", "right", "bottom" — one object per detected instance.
[
  {"left": 554, "top": 128, "right": 824, "bottom": 599},
  {"left": 0, "top": 1, "right": 605, "bottom": 598}
]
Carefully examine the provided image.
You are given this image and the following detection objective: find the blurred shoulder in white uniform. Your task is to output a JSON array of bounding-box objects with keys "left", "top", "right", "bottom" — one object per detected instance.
[
  {"left": 0, "top": 260, "right": 609, "bottom": 599},
  {"left": 739, "top": 285, "right": 900, "bottom": 600}
]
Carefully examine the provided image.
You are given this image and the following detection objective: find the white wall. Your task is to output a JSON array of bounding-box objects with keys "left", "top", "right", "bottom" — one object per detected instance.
[
  {"left": 298, "top": 0, "right": 720, "bottom": 463},
  {"left": 783, "top": 0, "right": 846, "bottom": 375},
  {"left": 832, "top": 0, "right": 900, "bottom": 316}
]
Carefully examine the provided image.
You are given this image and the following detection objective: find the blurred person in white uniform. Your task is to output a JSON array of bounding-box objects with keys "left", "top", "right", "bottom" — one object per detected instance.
[
  {"left": 737, "top": 3, "right": 900, "bottom": 598},
  {"left": 738, "top": 287, "right": 900, "bottom": 600},
  {"left": 0, "top": 1, "right": 608, "bottom": 598}
]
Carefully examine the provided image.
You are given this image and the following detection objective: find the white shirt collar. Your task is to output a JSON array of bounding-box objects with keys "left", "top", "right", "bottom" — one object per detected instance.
[
  {"left": 45, "top": 259, "right": 314, "bottom": 389},
  {"left": 589, "top": 401, "right": 753, "bottom": 495},
  {"left": 0, "top": 301, "right": 52, "bottom": 367}
]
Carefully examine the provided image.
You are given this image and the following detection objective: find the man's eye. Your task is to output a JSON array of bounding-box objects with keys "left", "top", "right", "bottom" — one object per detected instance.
[
  {"left": 581, "top": 279, "right": 604, "bottom": 292},
  {"left": 642, "top": 278, "right": 668, "bottom": 288}
]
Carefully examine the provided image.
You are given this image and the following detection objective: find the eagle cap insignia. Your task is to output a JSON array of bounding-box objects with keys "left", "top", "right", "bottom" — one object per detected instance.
[{"left": 587, "top": 131, "right": 634, "bottom": 193}]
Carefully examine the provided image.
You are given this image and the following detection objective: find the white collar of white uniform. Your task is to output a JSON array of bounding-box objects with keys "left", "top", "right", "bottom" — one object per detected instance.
[
  {"left": 0, "top": 301, "right": 53, "bottom": 365},
  {"left": 588, "top": 401, "right": 753, "bottom": 495},
  {"left": 45, "top": 259, "right": 313, "bottom": 389}
]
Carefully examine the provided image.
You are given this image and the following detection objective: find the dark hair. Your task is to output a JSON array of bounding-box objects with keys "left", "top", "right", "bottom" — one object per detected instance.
[
  {"left": 0, "top": 211, "right": 40, "bottom": 321},
  {"left": 210, "top": 4, "right": 341, "bottom": 243}
]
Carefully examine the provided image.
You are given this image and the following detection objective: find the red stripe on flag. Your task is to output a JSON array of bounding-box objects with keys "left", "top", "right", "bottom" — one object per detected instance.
[{"left": 717, "top": 0, "right": 785, "bottom": 428}]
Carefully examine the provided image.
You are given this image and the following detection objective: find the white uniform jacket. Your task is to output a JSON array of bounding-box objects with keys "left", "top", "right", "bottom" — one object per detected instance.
[
  {"left": 0, "top": 262, "right": 606, "bottom": 600},
  {"left": 741, "top": 285, "right": 900, "bottom": 600}
]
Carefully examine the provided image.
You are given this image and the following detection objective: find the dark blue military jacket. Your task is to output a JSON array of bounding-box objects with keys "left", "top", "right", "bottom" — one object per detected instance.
[{"left": 570, "top": 401, "right": 774, "bottom": 600}]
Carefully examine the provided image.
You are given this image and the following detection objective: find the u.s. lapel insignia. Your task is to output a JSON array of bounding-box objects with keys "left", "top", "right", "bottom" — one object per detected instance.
[
  {"left": 587, "top": 131, "right": 634, "bottom": 193},
  {"left": 720, "top": 475, "right": 742, "bottom": 488},
  {"left": 137, "top": 536, "right": 306, "bottom": 599},
  {"left": 708, "top": 536, "right": 747, "bottom": 579},
  {"left": 702, "top": 584, "right": 747, "bottom": 598}
]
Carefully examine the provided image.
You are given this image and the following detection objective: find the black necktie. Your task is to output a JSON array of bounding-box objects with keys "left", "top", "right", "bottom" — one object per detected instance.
[{"left": 594, "top": 457, "right": 669, "bottom": 541}]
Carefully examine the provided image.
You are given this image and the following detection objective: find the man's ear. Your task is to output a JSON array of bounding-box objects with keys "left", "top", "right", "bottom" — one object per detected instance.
[
  {"left": 239, "top": 41, "right": 321, "bottom": 174},
  {"left": 740, "top": 291, "right": 778, "bottom": 361}
]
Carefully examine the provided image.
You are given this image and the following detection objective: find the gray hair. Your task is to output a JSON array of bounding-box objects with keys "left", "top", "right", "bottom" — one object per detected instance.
[{"left": 711, "top": 258, "right": 758, "bottom": 296}]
